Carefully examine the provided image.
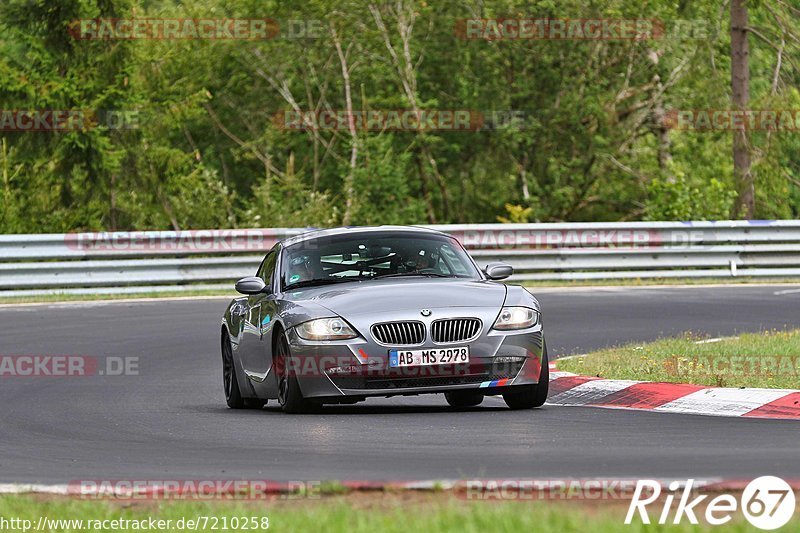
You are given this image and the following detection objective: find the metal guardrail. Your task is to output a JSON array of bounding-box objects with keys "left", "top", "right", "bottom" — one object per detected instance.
[{"left": 2, "top": 221, "right": 800, "bottom": 294}]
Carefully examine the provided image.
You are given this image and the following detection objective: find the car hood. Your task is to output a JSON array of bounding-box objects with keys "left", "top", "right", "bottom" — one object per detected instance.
[{"left": 284, "top": 278, "right": 507, "bottom": 316}]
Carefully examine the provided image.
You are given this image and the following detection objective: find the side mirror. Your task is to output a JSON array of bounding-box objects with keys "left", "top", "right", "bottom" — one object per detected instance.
[
  {"left": 235, "top": 276, "right": 267, "bottom": 295},
  {"left": 484, "top": 262, "right": 514, "bottom": 281}
]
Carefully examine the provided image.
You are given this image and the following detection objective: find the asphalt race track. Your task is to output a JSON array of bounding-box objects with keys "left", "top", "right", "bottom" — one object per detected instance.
[{"left": 1, "top": 285, "right": 799, "bottom": 484}]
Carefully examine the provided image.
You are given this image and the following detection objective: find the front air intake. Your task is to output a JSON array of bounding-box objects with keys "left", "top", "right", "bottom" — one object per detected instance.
[
  {"left": 430, "top": 318, "right": 481, "bottom": 344},
  {"left": 371, "top": 321, "right": 426, "bottom": 345}
]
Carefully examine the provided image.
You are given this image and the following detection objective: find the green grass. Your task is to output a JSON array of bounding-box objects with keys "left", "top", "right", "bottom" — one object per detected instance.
[
  {"left": 1, "top": 494, "right": 796, "bottom": 532},
  {"left": 557, "top": 330, "right": 800, "bottom": 388},
  {"left": 523, "top": 277, "right": 800, "bottom": 288},
  {"left": 0, "top": 290, "right": 232, "bottom": 305}
]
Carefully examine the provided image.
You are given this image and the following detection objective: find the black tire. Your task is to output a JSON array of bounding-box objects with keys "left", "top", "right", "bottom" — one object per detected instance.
[
  {"left": 445, "top": 390, "right": 484, "bottom": 408},
  {"left": 274, "top": 332, "right": 319, "bottom": 414},
  {"left": 222, "top": 331, "right": 246, "bottom": 409},
  {"left": 502, "top": 339, "right": 550, "bottom": 410}
]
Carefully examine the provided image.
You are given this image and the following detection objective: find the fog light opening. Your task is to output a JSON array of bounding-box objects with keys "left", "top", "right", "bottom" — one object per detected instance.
[{"left": 494, "top": 356, "right": 525, "bottom": 363}]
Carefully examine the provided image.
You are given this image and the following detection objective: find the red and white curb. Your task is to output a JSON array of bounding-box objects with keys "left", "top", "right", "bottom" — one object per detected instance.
[{"left": 547, "top": 363, "right": 800, "bottom": 420}]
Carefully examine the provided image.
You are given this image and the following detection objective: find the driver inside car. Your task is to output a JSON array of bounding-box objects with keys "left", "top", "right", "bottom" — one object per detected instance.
[
  {"left": 414, "top": 250, "right": 436, "bottom": 271},
  {"left": 287, "top": 255, "right": 322, "bottom": 284}
]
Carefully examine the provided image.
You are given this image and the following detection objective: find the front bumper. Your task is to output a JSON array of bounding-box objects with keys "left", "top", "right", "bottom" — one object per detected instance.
[{"left": 285, "top": 311, "right": 544, "bottom": 400}]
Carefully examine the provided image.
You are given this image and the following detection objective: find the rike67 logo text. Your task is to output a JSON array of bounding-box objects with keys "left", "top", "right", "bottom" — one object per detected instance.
[{"left": 626, "top": 477, "right": 796, "bottom": 530}]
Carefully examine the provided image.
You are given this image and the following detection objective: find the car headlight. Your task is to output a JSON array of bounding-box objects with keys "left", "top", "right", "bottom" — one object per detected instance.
[
  {"left": 492, "top": 307, "right": 539, "bottom": 330},
  {"left": 296, "top": 318, "right": 358, "bottom": 341}
]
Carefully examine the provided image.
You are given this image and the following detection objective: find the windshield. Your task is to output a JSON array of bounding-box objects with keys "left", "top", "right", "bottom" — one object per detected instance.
[{"left": 280, "top": 231, "right": 479, "bottom": 290}]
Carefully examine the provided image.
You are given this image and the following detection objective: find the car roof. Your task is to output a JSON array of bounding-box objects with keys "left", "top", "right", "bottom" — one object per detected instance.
[{"left": 280, "top": 225, "right": 449, "bottom": 248}]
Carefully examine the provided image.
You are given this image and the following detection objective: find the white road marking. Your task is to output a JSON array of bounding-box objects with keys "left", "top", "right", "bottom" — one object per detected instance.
[
  {"left": 774, "top": 288, "right": 800, "bottom": 295},
  {"left": 550, "top": 371, "right": 578, "bottom": 379},
  {"left": 654, "top": 388, "right": 795, "bottom": 417},
  {"left": 548, "top": 379, "right": 640, "bottom": 405},
  {"left": 694, "top": 337, "right": 734, "bottom": 344},
  {"left": 0, "top": 484, "right": 69, "bottom": 495}
]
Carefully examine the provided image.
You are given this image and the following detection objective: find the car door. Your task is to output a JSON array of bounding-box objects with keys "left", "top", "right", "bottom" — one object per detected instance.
[
  {"left": 237, "top": 250, "right": 272, "bottom": 380},
  {"left": 241, "top": 247, "right": 280, "bottom": 386}
]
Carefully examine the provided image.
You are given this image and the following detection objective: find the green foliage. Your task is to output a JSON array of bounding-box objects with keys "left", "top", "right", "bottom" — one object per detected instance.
[
  {"left": 240, "top": 172, "right": 338, "bottom": 229},
  {"left": 1, "top": 0, "right": 799, "bottom": 232},
  {"left": 646, "top": 177, "right": 736, "bottom": 221},
  {"left": 497, "top": 203, "right": 534, "bottom": 223},
  {"left": 348, "top": 136, "right": 426, "bottom": 226}
]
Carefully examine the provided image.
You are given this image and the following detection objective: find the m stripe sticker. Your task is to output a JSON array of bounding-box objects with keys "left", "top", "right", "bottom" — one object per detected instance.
[{"left": 480, "top": 378, "right": 512, "bottom": 388}]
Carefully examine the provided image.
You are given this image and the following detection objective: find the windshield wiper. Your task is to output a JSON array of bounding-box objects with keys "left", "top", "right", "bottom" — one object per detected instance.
[
  {"left": 373, "top": 272, "right": 457, "bottom": 279},
  {"left": 283, "top": 278, "right": 359, "bottom": 291}
]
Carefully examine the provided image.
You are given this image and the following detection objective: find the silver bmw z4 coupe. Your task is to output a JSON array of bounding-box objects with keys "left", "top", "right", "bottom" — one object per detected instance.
[{"left": 221, "top": 226, "right": 548, "bottom": 413}]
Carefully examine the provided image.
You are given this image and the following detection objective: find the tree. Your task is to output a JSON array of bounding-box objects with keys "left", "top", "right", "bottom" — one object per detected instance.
[{"left": 731, "top": 0, "right": 754, "bottom": 218}]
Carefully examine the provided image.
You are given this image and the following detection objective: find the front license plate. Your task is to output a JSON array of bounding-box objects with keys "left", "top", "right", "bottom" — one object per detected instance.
[{"left": 389, "top": 347, "right": 470, "bottom": 367}]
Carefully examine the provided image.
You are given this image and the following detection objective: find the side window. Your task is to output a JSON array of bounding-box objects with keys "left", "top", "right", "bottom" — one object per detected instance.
[{"left": 256, "top": 252, "right": 278, "bottom": 290}]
